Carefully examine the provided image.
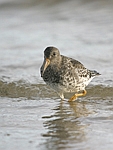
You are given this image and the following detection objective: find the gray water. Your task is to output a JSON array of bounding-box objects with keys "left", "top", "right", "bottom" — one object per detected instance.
[{"left": 0, "top": 0, "right": 113, "bottom": 150}]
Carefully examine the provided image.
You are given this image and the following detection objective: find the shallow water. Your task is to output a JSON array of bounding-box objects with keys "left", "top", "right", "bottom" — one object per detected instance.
[{"left": 0, "top": 0, "right": 113, "bottom": 150}]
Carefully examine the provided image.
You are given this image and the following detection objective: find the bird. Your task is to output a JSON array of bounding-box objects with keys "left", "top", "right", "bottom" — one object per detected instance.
[{"left": 40, "top": 46, "right": 100, "bottom": 102}]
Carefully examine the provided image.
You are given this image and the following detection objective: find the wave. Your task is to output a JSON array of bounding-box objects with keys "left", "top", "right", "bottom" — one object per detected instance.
[
  {"left": 0, "top": 80, "right": 113, "bottom": 100},
  {"left": 1, "top": 0, "right": 113, "bottom": 12}
]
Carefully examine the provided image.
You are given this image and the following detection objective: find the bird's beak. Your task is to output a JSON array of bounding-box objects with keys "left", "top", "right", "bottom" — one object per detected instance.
[{"left": 42, "top": 58, "right": 50, "bottom": 76}]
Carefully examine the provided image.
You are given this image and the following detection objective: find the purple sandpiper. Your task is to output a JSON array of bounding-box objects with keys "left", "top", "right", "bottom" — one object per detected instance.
[{"left": 40, "top": 46, "right": 100, "bottom": 101}]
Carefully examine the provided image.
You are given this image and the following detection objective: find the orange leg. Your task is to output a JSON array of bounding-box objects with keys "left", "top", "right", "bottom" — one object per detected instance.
[{"left": 68, "top": 90, "right": 87, "bottom": 102}]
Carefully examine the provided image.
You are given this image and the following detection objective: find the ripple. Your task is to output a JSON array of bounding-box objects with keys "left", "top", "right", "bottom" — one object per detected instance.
[{"left": 0, "top": 80, "right": 113, "bottom": 100}]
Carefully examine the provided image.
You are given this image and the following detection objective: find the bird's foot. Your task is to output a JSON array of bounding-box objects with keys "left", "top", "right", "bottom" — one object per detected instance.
[
  {"left": 68, "top": 94, "right": 77, "bottom": 102},
  {"left": 68, "top": 90, "right": 87, "bottom": 102}
]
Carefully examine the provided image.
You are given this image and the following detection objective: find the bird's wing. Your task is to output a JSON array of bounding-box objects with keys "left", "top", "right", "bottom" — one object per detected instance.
[{"left": 70, "top": 58, "right": 90, "bottom": 78}]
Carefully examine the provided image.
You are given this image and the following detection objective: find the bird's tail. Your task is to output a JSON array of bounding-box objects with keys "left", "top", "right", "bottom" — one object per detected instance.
[{"left": 89, "top": 70, "right": 101, "bottom": 77}]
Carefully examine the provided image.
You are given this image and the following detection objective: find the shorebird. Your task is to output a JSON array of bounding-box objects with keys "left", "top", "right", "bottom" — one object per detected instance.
[{"left": 40, "top": 46, "right": 100, "bottom": 101}]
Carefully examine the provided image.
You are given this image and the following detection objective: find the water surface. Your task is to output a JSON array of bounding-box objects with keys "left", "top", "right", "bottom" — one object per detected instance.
[{"left": 0, "top": 0, "right": 113, "bottom": 150}]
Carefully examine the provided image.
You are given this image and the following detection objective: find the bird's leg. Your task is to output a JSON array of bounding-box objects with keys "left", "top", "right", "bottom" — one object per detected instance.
[
  {"left": 59, "top": 93, "right": 64, "bottom": 100},
  {"left": 76, "top": 90, "right": 87, "bottom": 97},
  {"left": 68, "top": 90, "right": 87, "bottom": 102}
]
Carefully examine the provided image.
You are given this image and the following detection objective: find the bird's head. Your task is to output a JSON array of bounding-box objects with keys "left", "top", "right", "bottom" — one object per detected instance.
[{"left": 41, "top": 46, "right": 61, "bottom": 76}]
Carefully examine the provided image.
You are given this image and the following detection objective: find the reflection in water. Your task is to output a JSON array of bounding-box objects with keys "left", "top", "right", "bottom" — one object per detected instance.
[{"left": 41, "top": 101, "right": 91, "bottom": 150}]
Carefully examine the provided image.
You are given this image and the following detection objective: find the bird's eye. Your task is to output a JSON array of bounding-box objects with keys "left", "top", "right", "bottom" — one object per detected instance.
[{"left": 53, "top": 52, "right": 56, "bottom": 56}]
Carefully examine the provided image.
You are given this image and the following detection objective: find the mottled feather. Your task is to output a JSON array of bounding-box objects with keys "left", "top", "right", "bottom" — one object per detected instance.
[{"left": 40, "top": 46, "right": 100, "bottom": 100}]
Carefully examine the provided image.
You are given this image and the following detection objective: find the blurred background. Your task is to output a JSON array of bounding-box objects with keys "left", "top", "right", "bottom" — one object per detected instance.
[
  {"left": 0, "top": 0, "right": 113, "bottom": 150},
  {"left": 0, "top": 0, "right": 113, "bottom": 84}
]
